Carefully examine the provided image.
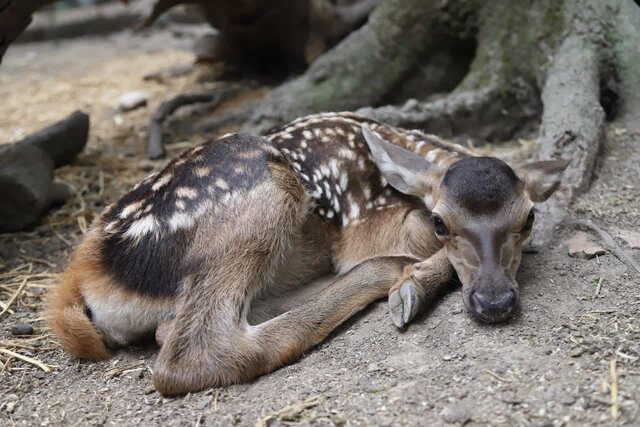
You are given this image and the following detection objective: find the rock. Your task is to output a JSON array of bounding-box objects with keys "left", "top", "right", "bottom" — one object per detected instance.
[
  {"left": 10, "top": 323, "right": 34, "bottom": 336},
  {"left": 118, "top": 91, "right": 149, "bottom": 112},
  {"left": 615, "top": 228, "right": 640, "bottom": 249},
  {"left": 564, "top": 232, "right": 607, "bottom": 259},
  {"left": 441, "top": 400, "right": 472, "bottom": 424}
]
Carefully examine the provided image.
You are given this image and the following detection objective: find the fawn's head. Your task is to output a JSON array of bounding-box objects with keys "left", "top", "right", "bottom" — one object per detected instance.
[{"left": 362, "top": 126, "right": 569, "bottom": 323}]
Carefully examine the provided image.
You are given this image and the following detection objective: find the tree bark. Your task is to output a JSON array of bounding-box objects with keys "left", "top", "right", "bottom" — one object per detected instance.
[
  {"left": 244, "top": 0, "right": 476, "bottom": 134},
  {"left": 0, "top": 0, "right": 55, "bottom": 64}
]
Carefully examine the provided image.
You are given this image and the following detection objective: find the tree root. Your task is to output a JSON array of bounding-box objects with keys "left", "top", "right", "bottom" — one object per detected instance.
[
  {"left": 197, "top": 102, "right": 256, "bottom": 135},
  {"left": 357, "top": 84, "right": 536, "bottom": 141},
  {"left": 531, "top": 32, "right": 605, "bottom": 247},
  {"left": 147, "top": 85, "right": 240, "bottom": 159},
  {"left": 243, "top": 0, "right": 471, "bottom": 134},
  {"left": 570, "top": 219, "right": 640, "bottom": 275}
]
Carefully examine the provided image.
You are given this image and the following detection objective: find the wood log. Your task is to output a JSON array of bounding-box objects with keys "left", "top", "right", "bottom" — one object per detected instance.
[{"left": 0, "top": 111, "right": 89, "bottom": 232}]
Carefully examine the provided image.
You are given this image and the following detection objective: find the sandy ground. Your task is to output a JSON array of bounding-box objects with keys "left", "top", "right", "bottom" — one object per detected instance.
[{"left": 0, "top": 26, "right": 639, "bottom": 427}]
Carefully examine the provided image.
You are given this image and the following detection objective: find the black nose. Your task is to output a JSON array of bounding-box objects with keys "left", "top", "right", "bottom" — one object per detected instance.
[{"left": 470, "top": 290, "right": 517, "bottom": 322}]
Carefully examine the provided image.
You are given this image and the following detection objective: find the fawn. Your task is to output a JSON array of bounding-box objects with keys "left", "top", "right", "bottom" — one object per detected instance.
[{"left": 47, "top": 112, "right": 568, "bottom": 395}]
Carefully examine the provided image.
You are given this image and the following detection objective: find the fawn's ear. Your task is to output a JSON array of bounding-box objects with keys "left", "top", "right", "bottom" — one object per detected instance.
[
  {"left": 516, "top": 159, "right": 571, "bottom": 202},
  {"left": 362, "top": 125, "right": 442, "bottom": 204}
]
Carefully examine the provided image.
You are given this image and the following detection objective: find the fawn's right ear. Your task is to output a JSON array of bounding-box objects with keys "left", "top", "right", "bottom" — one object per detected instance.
[{"left": 362, "top": 125, "right": 443, "bottom": 208}]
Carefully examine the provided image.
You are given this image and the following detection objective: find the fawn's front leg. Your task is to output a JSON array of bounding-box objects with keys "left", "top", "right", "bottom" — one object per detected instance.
[{"left": 388, "top": 249, "right": 454, "bottom": 328}]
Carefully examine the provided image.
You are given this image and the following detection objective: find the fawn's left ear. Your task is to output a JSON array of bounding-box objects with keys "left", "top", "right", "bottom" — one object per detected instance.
[
  {"left": 516, "top": 159, "right": 571, "bottom": 202},
  {"left": 362, "top": 125, "right": 443, "bottom": 206}
]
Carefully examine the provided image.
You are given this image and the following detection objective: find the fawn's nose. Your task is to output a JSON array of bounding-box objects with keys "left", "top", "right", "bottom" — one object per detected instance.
[{"left": 470, "top": 289, "right": 517, "bottom": 323}]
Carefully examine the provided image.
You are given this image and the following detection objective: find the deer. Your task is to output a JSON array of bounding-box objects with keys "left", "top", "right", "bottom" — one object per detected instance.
[{"left": 47, "top": 112, "right": 569, "bottom": 396}]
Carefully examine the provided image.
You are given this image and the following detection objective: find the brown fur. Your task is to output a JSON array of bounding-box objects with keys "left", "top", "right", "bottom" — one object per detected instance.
[
  {"left": 47, "top": 112, "right": 568, "bottom": 395},
  {"left": 47, "top": 229, "right": 110, "bottom": 360}
]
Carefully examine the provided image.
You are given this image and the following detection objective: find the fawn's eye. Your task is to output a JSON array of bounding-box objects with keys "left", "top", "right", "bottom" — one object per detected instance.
[
  {"left": 432, "top": 214, "right": 449, "bottom": 236},
  {"left": 523, "top": 209, "right": 535, "bottom": 231},
  {"left": 84, "top": 305, "right": 93, "bottom": 321}
]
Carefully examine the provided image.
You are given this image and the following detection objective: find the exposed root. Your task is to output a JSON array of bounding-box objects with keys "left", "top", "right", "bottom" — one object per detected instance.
[
  {"left": 147, "top": 85, "right": 239, "bottom": 159},
  {"left": 197, "top": 102, "right": 256, "bottom": 135},
  {"left": 570, "top": 219, "right": 640, "bottom": 275},
  {"left": 531, "top": 33, "right": 605, "bottom": 247},
  {"left": 357, "top": 85, "right": 530, "bottom": 141}
]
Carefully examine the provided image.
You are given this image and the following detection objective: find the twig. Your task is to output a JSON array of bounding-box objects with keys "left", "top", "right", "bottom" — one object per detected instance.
[
  {"left": 571, "top": 219, "right": 640, "bottom": 275},
  {"left": 147, "top": 85, "right": 240, "bottom": 159},
  {"left": 610, "top": 358, "right": 618, "bottom": 420},
  {"left": 0, "top": 276, "right": 28, "bottom": 317},
  {"left": 485, "top": 369, "right": 512, "bottom": 383},
  {"left": 51, "top": 226, "right": 73, "bottom": 247},
  {"left": 594, "top": 277, "right": 603, "bottom": 298},
  {"left": 0, "top": 348, "right": 52, "bottom": 372}
]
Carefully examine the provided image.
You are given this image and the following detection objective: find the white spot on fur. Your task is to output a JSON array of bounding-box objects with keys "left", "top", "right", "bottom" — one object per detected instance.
[
  {"left": 175, "top": 200, "right": 186, "bottom": 210},
  {"left": 168, "top": 211, "right": 195, "bottom": 231},
  {"left": 195, "top": 167, "right": 211, "bottom": 177},
  {"left": 332, "top": 197, "right": 341, "bottom": 213},
  {"left": 339, "top": 174, "right": 348, "bottom": 191},
  {"left": 326, "top": 210, "right": 335, "bottom": 219},
  {"left": 104, "top": 221, "right": 119, "bottom": 233},
  {"left": 176, "top": 187, "right": 198, "bottom": 199},
  {"left": 303, "top": 130, "right": 313, "bottom": 140},
  {"left": 152, "top": 174, "right": 172, "bottom": 191},
  {"left": 124, "top": 215, "right": 158, "bottom": 240},
  {"left": 338, "top": 148, "right": 356, "bottom": 160},
  {"left": 300, "top": 141, "right": 308, "bottom": 149},
  {"left": 349, "top": 201, "right": 360, "bottom": 220},
  {"left": 426, "top": 150, "right": 439, "bottom": 162},
  {"left": 119, "top": 201, "right": 144, "bottom": 219},
  {"left": 215, "top": 179, "right": 229, "bottom": 190},
  {"left": 329, "top": 159, "right": 340, "bottom": 177}
]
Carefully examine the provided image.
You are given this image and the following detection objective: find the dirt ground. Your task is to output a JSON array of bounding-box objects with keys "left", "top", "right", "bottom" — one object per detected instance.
[{"left": 0, "top": 26, "right": 638, "bottom": 427}]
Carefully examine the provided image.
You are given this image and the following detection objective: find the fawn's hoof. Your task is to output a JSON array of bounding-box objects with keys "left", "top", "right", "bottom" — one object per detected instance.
[{"left": 388, "top": 280, "right": 420, "bottom": 328}]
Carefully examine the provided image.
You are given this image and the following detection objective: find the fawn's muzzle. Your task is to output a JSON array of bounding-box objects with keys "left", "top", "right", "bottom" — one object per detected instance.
[{"left": 468, "top": 288, "right": 518, "bottom": 323}]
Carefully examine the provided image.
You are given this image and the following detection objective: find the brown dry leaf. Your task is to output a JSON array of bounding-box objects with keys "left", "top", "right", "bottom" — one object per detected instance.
[{"left": 564, "top": 232, "right": 607, "bottom": 259}]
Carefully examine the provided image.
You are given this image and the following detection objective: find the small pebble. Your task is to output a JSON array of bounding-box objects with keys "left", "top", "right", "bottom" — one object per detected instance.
[
  {"left": 10, "top": 323, "right": 34, "bottom": 336},
  {"left": 118, "top": 91, "right": 149, "bottom": 112}
]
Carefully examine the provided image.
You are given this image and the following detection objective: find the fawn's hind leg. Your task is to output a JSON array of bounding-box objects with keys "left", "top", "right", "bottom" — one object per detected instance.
[
  {"left": 154, "top": 251, "right": 416, "bottom": 395},
  {"left": 152, "top": 163, "right": 330, "bottom": 395}
]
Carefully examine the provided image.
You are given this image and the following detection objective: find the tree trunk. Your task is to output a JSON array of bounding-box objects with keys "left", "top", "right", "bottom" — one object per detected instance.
[{"left": 0, "top": 0, "right": 55, "bottom": 64}]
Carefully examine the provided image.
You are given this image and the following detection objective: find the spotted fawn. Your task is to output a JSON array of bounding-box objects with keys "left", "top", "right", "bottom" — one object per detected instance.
[{"left": 47, "top": 112, "right": 569, "bottom": 395}]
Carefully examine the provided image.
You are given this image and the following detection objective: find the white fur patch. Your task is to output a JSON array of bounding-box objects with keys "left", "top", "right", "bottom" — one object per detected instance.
[
  {"left": 152, "top": 174, "right": 172, "bottom": 191},
  {"left": 124, "top": 215, "right": 158, "bottom": 240},
  {"left": 119, "top": 201, "right": 144, "bottom": 219},
  {"left": 215, "top": 178, "right": 229, "bottom": 190},
  {"left": 168, "top": 211, "right": 195, "bottom": 231},
  {"left": 195, "top": 167, "right": 211, "bottom": 177},
  {"left": 176, "top": 187, "right": 198, "bottom": 199}
]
